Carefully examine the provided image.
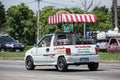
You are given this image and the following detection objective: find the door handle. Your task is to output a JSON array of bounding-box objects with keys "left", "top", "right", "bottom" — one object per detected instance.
[{"left": 43, "top": 54, "right": 49, "bottom": 56}]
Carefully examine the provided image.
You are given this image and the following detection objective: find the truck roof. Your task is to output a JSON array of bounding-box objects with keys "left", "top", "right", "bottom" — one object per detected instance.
[
  {"left": 110, "top": 37, "right": 120, "bottom": 39},
  {"left": 56, "top": 32, "right": 76, "bottom": 34},
  {"left": 44, "top": 32, "right": 77, "bottom": 36},
  {"left": 0, "top": 33, "right": 9, "bottom": 37}
]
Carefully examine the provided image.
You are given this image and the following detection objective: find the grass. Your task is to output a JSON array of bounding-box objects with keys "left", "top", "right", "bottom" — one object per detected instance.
[
  {"left": 0, "top": 52, "right": 25, "bottom": 60},
  {"left": 0, "top": 52, "right": 25, "bottom": 57},
  {"left": 0, "top": 46, "right": 32, "bottom": 60},
  {"left": 99, "top": 52, "right": 120, "bottom": 60}
]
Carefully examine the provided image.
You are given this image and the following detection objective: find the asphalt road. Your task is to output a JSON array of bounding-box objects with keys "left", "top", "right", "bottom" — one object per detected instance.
[{"left": 0, "top": 60, "right": 120, "bottom": 80}]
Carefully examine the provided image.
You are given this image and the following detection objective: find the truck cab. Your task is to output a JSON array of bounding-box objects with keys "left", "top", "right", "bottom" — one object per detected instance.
[
  {"left": 107, "top": 38, "right": 120, "bottom": 53},
  {"left": 25, "top": 32, "right": 99, "bottom": 72}
]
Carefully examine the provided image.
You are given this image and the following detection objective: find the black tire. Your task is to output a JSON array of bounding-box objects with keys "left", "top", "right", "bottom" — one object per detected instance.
[
  {"left": 55, "top": 65, "right": 58, "bottom": 71},
  {"left": 88, "top": 62, "right": 99, "bottom": 71},
  {"left": 57, "top": 57, "right": 68, "bottom": 72},
  {"left": 25, "top": 56, "right": 35, "bottom": 70}
]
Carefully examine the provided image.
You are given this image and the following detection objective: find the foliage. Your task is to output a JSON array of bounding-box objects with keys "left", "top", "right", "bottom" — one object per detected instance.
[
  {"left": 92, "top": 6, "right": 112, "bottom": 30},
  {"left": 93, "top": 6, "right": 109, "bottom": 13},
  {"left": 0, "top": 1, "right": 5, "bottom": 31},
  {"left": 4, "top": 3, "right": 36, "bottom": 45},
  {"left": 40, "top": 6, "right": 58, "bottom": 36}
]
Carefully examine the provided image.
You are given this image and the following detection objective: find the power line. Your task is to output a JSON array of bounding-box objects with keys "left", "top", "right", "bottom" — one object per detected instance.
[
  {"left": 42, "top": 0, "right": 79, "bottom": 8},
  {"left": 25, "top": 1, "right": 36, "bottom": 4},
  {"left": 24, "top": 0, "right": 78, "bottom": 7}
]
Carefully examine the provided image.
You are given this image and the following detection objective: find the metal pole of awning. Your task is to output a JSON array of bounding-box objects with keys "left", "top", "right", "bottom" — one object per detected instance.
[{"left": 83, "top": 0, "right": 87, "bottom": 38}]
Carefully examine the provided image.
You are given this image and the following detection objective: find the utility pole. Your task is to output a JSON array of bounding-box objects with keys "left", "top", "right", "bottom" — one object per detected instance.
[
  {"left": 114, "top": 0, "right": 118, "bottom": 28},
  {"left": 112, "top": 0, "right": 119, "bottom": 32},
  {"left": 83, "top": 0, "right": 87, "bottom": 38},
  {"left": 36, "top": 0, "right": 41, "bottom": 44},
  {"left": 81, "top": 0, "right": 93, "bottom": 38}
]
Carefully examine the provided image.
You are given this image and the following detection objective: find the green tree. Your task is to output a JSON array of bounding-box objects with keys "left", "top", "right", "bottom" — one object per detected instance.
[
  {"left": 40, "top": 6, "right": 61, "bottom": 36},
  {"left": 5, "top": 3, "right": 36, "bottom": 45},
  {"left": 91, "top": 6, "right": 112, "bottom": 30},
  {"left": 93, "top": 6, "right": 109, "bottom": 13},
  {"left": 0, "top": 1, "right": 5, "bottom": 32}
]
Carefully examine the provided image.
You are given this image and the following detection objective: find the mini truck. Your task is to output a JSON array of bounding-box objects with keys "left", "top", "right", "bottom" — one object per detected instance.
[{"left": 25, "top": 32, "right": 99, "bottom": 72}]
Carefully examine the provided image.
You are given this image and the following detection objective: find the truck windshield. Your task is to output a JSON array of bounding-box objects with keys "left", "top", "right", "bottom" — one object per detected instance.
[
  {"left": 0, "top": 36, "right": 17, "bottom": 43},
  {"left": 118, "top": 39, "right": 120, "bottom": 44}
]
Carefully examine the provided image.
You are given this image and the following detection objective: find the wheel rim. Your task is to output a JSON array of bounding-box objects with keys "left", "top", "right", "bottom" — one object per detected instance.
[
  {"left": 26, "top": 58, "right": 32, "bottom": 69},
  {"left": 58, "top": 60, "right": 64, "bottom": 70}
]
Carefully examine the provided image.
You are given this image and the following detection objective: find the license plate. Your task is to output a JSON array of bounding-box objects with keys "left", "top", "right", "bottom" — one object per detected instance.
[{"left": 80, "top": 58, "right": 89, "bottom": 63}]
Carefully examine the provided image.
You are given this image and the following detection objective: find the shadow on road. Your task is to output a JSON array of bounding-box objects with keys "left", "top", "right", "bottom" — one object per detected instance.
[{"left": 33, "top": 68, "right": 105, "bottom": 72}]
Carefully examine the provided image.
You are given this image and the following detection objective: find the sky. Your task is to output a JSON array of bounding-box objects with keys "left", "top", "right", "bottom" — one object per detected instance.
[{"left": 1, "top": 0, "right": 113, "bottom": 13}]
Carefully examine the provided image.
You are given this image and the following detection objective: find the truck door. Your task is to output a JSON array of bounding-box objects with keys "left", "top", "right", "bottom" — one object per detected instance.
[
  {"left": 116, "top": 38, "right": 120, "bottom": 52},
  {"left": 108, "top": 39, "right": 118, "bottom": 52},
  {"left": 36, "top": 35, "right": 53, "bottom": 64}
]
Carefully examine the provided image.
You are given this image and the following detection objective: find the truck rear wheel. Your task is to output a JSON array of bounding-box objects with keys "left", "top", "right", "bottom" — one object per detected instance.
[
  {"left": 57, "top": 57, "right": 68, "bottom": 72},
  {"left": 88, "top": 62, "right": 99, "bottom": 71},
  {"left": 25, "top": 56, "right": 35, "bottom": 70}
]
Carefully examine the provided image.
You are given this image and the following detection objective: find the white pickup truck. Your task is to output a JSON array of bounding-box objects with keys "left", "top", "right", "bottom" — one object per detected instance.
[{"left": 25, "top": 32, "right": 99, "bottom": 72}]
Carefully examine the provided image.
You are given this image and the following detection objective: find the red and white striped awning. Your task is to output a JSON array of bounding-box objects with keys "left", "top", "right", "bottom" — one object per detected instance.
[
  {"left": 48, "top": 14, "right": 62, "bottom": 24},
  {"left": 48, "top": 14, "right": 97, "bottom": 24}
]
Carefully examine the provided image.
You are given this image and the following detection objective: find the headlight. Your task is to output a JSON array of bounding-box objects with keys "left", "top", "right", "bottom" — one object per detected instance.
[
  {"left": 21, "top": 44, "right": 24, "bottom": 47},
  {"left": 5, "top": 44, "right": 14, "bottom": 48}
]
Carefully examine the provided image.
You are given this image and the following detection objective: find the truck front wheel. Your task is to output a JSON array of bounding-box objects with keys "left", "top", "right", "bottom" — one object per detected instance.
[
  {"left": 88, "top": 62, "right": 99, "bottom": 71},
  {"left": 57, "top": 57, "right": 68, "bottom": 72},
  {"left": 25, "top": 56, "right": 35, "bottom": 70}
]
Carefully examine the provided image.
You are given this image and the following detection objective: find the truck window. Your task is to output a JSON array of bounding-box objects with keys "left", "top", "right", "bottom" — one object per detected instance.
[
  {"left": 54, "top": 34, "right": 70, "bottom": 45},
  {"left": 79, "top": 39, "right": 95, "bottom": 44},
  {"left": 0, "top": 36, "right": 17, "bottom": 42},
  {"left": 38, "top": 35, "right": 52, "bottom": 47},
  {"left": 110, "top": 39, "right": 118, "bottom": 45},
  {"left": 54, "top": 33, "right": 80, "bottom": 46}
]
